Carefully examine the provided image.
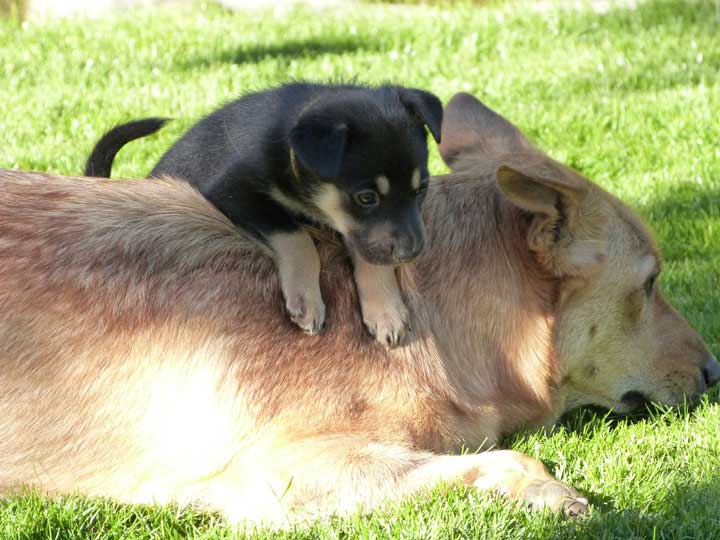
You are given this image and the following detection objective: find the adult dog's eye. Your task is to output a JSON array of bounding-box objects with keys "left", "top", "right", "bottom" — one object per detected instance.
[
  {"left": 644, "top": 273, "right": 658, "bottom": 296},
  {"left": 354, "top": 190, "right": 379, "bottom": 208},
  {"left": 415, "top": 183, "right": 428, "bottom": 197}
]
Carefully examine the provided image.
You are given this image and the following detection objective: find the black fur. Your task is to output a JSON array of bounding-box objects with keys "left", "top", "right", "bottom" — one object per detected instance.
[
  {"left": 85, "top": 82, "right": 443, "bottom": 264},
  {"left": 84, "top": 118, "right": 169, "bottom": 177}
]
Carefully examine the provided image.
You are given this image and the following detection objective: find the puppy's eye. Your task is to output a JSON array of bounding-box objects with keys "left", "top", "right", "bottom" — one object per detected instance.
[
  {"left": 415, "top": 183, "right": 429, "bottom": 196},
  {"left": 643, "top": 273, "right": 658, "bottom": 297},
  {"left": 354, "top": 190, "right": 379, "bottom": 208}
]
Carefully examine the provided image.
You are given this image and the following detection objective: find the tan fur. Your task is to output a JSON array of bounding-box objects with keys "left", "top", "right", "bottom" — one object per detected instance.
[
  {"left": 312, "top": 183, "right": 356, "bottom": 235},
  {"left": 350, "top": 251, "right": 410, "bottom": 346},
  {"left": 411, "top": 168, "right": 421, "bottom": 191},
  {"left": 314, "top": 182, "right": 412, "bottom": 346},
  {"left": 0, "top": 95, "right": 713, "bottom": 525},
  {"left": 269, "top": 230, "right": 325, "bottom": 335},
  {"left": 375, "top": 175, "right": 390, "bottom": 196}
]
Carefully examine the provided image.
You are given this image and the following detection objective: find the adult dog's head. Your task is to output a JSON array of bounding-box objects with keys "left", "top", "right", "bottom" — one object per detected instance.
[{"left": 438, "top": 93, "right": 718, "bottom": 416}]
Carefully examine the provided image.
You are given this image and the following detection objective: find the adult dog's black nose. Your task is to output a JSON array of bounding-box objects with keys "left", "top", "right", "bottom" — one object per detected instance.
[{"left": 702, "top": 355, "right": 720, "bottom": 388}]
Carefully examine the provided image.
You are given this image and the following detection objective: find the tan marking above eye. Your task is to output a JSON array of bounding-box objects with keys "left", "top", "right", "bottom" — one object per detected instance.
[
  {"left": 375, "top": 175, "right": 390, "bottom": 196},
  {"left": 411, "top": 169, "right": 421, "bottom": 190}
]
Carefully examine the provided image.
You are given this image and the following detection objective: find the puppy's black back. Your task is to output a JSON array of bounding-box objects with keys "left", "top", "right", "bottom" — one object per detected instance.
[
  {"left": 150, "top": 83, "right": 431, "bottom": 193},
  {"left": 152, "top": 84, "right": 303, "bottom": 186}
]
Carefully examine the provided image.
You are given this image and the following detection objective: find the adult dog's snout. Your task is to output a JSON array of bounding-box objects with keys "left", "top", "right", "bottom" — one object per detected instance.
[{"left": 702, "top": 355, "right": 720, "bottom": 388}]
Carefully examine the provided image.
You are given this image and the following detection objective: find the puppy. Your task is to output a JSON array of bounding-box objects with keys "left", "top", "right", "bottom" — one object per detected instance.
[{"left": 85, "top": 82, "right": 443, "bottom": 347}]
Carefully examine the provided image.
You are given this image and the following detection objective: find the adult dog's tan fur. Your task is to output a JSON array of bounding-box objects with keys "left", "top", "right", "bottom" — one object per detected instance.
[{"left": 0, "top": 94, "right": 715, "bottom": 523}]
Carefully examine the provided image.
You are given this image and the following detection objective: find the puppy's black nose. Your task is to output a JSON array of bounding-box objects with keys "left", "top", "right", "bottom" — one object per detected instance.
[
  {"left": 392, "top": 236, "right": 425, "bottom": 262},
  {"left": 702, "top": 355, "right": 720, "bottom": 388}
]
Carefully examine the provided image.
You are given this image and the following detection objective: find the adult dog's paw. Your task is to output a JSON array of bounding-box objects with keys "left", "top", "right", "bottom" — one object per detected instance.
[{"left": 522, "top": 478, "right": 589, "bottom": 518}]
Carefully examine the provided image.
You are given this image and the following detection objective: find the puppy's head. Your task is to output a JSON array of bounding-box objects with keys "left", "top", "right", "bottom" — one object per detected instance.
[{"left": 289, "top": 86, "right": 442, "bottom": 265}]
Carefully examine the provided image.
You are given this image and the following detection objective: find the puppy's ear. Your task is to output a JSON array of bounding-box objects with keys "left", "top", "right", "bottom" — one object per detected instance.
[
  {"left": 399, "top": 89, "right": 443, "bottom": 144},
  {"left": 289, "top": 118, "right": 348, "bottom": 179}
]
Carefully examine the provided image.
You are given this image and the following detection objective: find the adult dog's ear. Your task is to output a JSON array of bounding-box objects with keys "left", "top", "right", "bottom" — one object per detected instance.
[
  {"left": 399, "top": 89, "right": 443, "bottom": 143},
  {"left": 440, "top": 92, "right": 534, "bottom": 168},
  {"left": 496, "top": 160, "right": 608, "bottom": 277},
  {"left": 289, "top": 118, "right": 348, "bottom": 179}
]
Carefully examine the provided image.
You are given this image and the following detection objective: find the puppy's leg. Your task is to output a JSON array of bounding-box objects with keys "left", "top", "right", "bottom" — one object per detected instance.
[
  {"left": 203, "top": 172, "right": 325, "bottom": 335},
  {"left": 269, "top": 230, "right": 325, "bottom": 335},
  {"left": 350, "top": 249, "right": 410, "bottom": 347}
]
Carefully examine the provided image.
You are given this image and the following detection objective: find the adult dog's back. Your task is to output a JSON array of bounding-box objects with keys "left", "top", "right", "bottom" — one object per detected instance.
[
  {"left": 0, "top": 173, "right": 258, "bottom": 504},
  {"left": 0, "top": 170, "right": 456, "bottom": 520}
]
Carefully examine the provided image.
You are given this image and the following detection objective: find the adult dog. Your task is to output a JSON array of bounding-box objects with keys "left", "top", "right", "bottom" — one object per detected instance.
[{"left": 0, "top": 93, "right": 717, "bottom": 524}]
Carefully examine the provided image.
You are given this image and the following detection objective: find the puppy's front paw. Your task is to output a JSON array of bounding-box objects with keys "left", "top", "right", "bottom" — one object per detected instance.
[
  {"left": 363, "top": 302, "right": 411, "bottom": 348},
  {"left": 285, "top": 291, "right": 326, "bottom": 336}
]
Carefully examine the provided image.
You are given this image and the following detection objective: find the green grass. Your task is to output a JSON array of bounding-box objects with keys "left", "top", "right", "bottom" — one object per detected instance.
[{"left": 1, "top": 0, "right": 719, "bottom": 537}]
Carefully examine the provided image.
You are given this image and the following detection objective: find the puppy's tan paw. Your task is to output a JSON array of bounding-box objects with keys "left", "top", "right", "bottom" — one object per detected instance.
[
  {"left": 521, "top": 479, "right": 589, "bottom": 518},
  {"left": 286, "top": 292, "right": 326, "bottom": 335},
  {"left": 363, "top": 302, "right": 411, "bottom": 348}
]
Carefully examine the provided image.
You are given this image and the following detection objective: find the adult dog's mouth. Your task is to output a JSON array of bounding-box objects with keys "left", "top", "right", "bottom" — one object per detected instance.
[{"left": 619, "top": 391, "right": 652, "bottom": 411}]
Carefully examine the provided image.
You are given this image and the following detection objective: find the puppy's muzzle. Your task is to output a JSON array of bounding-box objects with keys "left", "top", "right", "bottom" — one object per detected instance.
[
  {"left": 391, "top": 232, "right": 425, "bottom": 262},
  {"left": 351, "top": 209, "right": 427, "bottom": 265},
  {"left": 388, "top": 208, "right": 426, "bottom": 263}
]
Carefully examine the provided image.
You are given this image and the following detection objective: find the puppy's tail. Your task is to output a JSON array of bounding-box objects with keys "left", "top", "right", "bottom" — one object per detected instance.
[{"left": 84, "top": 117, "right": 170, "bottom": 178}]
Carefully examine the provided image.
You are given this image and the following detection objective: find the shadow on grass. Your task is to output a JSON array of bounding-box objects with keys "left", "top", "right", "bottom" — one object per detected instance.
[
  {"left": 559, "top": 384, "right": 720, "bottom": 433},
  {"left": 505, "top": 390, "right": 720, "bottom": 536},
  {"left": 512, "top": 0, "right": 719, "bottom": 99},
  {"left": 575, "top": 0, "right": 720, "bottom": 34},
  {"left": 638, "top": 182, "right": 720, "bottom": 225},
  {"left": 180, "top": 34, "right": 382, "bottom": 71},
  {"left": 549, "top": 478, "right": 720, "bottom": 539},
  {"left": 635, "top": 182, "right": 720, "bottom": 264}
]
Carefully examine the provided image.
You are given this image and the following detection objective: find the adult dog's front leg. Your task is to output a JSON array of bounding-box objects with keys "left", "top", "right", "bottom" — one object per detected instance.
[
  {"left": 351, "top": 251, "right": 411, "bottom": 347},
  {"left": 205, "top": 435, "right": 588, "bottom": 521},
  {"left": 270, "top": 231, "right": 325, "bottom": 335},
  {"left": 199, "top": 440, "right": 587, "bottom": 525},
  {"left": 403, "top": 450, "right": 589, "bottom": 517}
]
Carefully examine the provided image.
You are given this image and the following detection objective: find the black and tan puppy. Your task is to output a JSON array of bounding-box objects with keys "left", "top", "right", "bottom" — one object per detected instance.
[{"left": 85, "top": 82, "right": 442, "bottom": 346}]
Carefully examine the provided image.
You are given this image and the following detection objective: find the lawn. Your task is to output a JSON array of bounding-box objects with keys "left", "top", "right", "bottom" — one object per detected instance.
[{"left": 1, "top": 0, "right": 719, "bottom": 538}]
